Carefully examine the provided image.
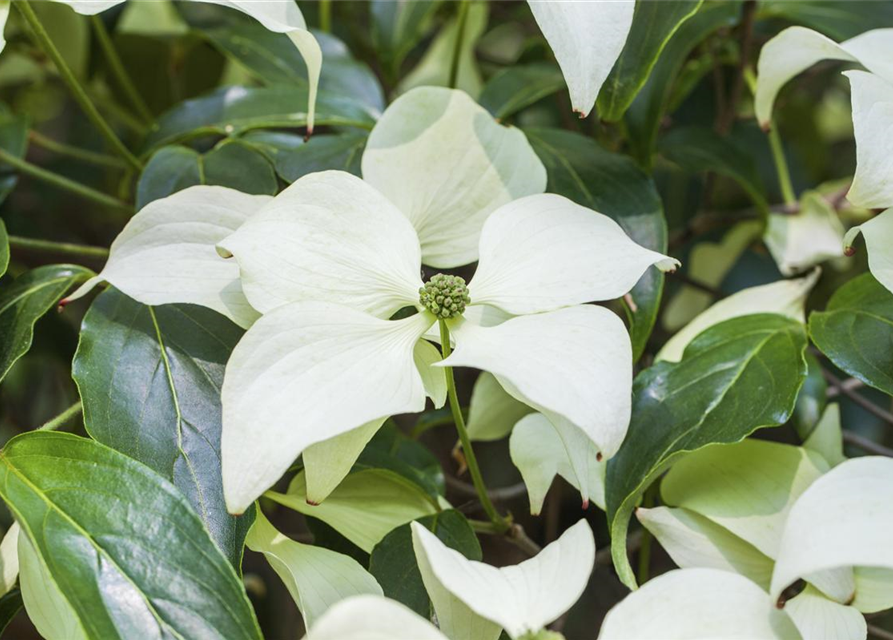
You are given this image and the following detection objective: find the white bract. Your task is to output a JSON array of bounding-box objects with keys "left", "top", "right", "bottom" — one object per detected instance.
[
  {"left": 411, "top": 519, "right": 595, "bottom": 640},
  {"left": 764, "top": 191, "right": 846, "bottom": 276},
  {"left": 527, "top": 0, "right": 635, "bottom": 117},
  {"left": 4, "top": 0, "right": 322, "bottom": 132},
  {"left": 754, "top": 26, "right": 893, "bottom": 293},
  {"left": 301, "top": 595, "right": 448, "bottom": 640},
  {"left": 637, "top": 432, "right": 893, "bottom": 640}
]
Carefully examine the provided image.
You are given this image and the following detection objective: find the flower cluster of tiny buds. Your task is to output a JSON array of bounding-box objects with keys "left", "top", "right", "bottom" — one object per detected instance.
[{"left": 419, "top": 273, "right": 470, "bottom": 318}]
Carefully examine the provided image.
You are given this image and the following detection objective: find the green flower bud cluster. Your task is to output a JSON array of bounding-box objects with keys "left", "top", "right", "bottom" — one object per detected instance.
[{"left": 419, "top": 273, "right": 470, "bottom": 318}]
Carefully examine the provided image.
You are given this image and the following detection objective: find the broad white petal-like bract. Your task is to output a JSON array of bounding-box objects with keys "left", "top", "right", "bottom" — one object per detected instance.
[
  {"left": 246, "top": 510, "right": 382, "bottom": 629},
  {"left": 771, "top": 457, "right": 893, "bottom": 607},
  {"left": 411, "top": 519, "right": 595, "bottom": 639},
  {"left": 301, "top": 595, "right": 448, "bottom": 640},
  {"left": 362, "top": 87, "right": 546, "bottom": 268},
  {"left": 527, "top": 0, "right": 635, "bottom": 117},
  {"left": 219, "top": 171, "right": 423, "bottom": 319},
  {"left": 63, "top": 186, "right": 269, "bottom": 328},
  {"left": 636, "top": 506, "right": 774, "bottom": 590},
  {"left": 0, "top": 522, "right": 18, "bottom": 598},
  {"left": 441, "top": 305, "right": 632, "bottom": 460},
  {"left": 754, "top": 27, "right": 893, "bottom": 128},
  {"left": 598, "top": 568, "right": 801, "bottom": 640},
  {"left": 510, "top": 413, "right": 605, "bottom": 515},
  {"left": 221, "top": 303, "right": 434, "bottom": 514},
  {"left": 845, "top": 208, "right": 893, "bottom": 294},
  {"left": 302, "top": 419, "right": 386, "bottom": 505},
  {"left": 469, "top": 194, "right": 679, "bottom": 315},
  {"left": 784, "top": 585, "right": 867, "bottom": 640},
  {"left": 466, "top": 372, "right": 533, "bottom": 442},
  {"left": 764, "top": 192, "right": 846, "bottom": 276},
  {"left": 846, "top": 72, "right": 893, "bottom": 209}
]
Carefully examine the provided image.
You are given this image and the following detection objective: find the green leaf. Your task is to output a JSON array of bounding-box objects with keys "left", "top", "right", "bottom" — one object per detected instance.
[
  {"left": 625, "top": 1, "right": 742, "bottom": 166},
  {"left": 479, "top": 64, "right": 565, "bottom": 120},
  {"left": 809, "top": 274, "right": 893, "bottom": 397},
  {"left": 0, "top": 431, "right": 262, "bottom": 639},
  {"left": 369, "top": 510, "right": 480, "bottom": 617},
  {"left": 659, "top": 126, "right": 769, "bottom": 214},
  {"left": 359, "top": 423, "right": 445, "bottom": 499},
  {"left": 242, "top": 131, "right": 367, "bottom": 184},
  {"left": 525, "top": 127, "right": 667, "bottom": 361},
  {"left": 0, "top": 107, "right": 28, "bottom": 207},
  {"left": 606, "top": 314, "right": 808, "bottom": 589},
  {"left": 267, "top": 469, "right": 439, "bottom": 554},
  {"left": 0, "top": 588, "right": 21, "bottom": 636},
  {"left": 0, "top": 219, "right": 7, "bottom": 279},
  {"left": 758, "top": 0, "right": 893, "bottom": 41},
  {"left": 793, "top": 351, "right": 828, "bottom": 440},
  {"left": 72, "top": 288, "right": 253, "bottom": 569},
  {"left": 179, "top": 6, "right": 384, "bottom": 112},
  {"left": 597, "top": 0, "right": 703, "bottom": 121},
  {"left": 144, "top": 85, "right": 377, "bottom": 151},
  {"left": 371, "top": 0, "right": 443, "bottom": 76},
  {"left": 0, "top": 264, "right": 91, "bottom": 384},
  {"left": 136, "top": 140, "right": 278, "bottom": 209}
]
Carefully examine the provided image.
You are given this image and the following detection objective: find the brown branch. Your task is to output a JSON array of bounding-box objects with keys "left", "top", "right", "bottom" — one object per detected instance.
[
  {"left": 822, "top": 369, "right": 893, "bottom": 427},
  {"left": 869, "top": 624, "right": 893, "bottom": 640},
  {"left": 843, "top": 431, "right": 893, "bottom": 458},
  {"left": 718, "top": 0, "right": 757, "bottom": 133},
  {"left": 445, "top": 476, "right": 529, "bottom": 501}
]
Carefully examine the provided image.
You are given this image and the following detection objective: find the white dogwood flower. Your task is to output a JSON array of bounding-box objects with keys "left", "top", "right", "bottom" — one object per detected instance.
[{"left": 218, "top": 166, "right": 678, "bottom": 513}]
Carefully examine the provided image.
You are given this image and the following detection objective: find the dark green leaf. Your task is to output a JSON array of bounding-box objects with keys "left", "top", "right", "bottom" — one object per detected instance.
[
  {"left": 358, "top": 423, "right": 445, "bottom": 499},
  {"left": 0, "top": 432, "right": 261, "bottom": 639},
  {"left": 597, "top": 0, "right": 703, "bottom": 121},
  {"left": 371, "top": 0, "right": 443, "bottom": 75},
  {"left": 0, "top": 219, "right": 7, "bottom": 279},
  {"left": 809, "top": 274, "right": 893, "bottom": 397},
  {"left": 179, "top": 5, "right": 385, "bottom": 112},
  {"left": 144, "top": 85, "right": 377, "bottom": 151},
  {"left": 606, "top": 314, "right": 808, "bottom": 588},
  {"left": 136, "top": 140, "right": 278, "bottom": 209},
  {"left": 525, "top": 127, "right": 667, "bottom": 361},
  {"left": 479, "top": 64, "right": 565, "bottom": 120},
  {"left": 793, "top": 351, "right": 828, "bottom": 440},
  {"left": 659, "top": 126, "right": 769, "bottom": 214},
  {"left": 242, "top": 131, "right": 367, "bottom": 183},
  {"left": 0, "top": 588, "right": 22, "bottom": 636},
  {"left": 0, "top": 265, "right": 91, "bottom": 383},
  {"left": 305, "top": 517, "right": 369, "bottom": 567},
  {"left": 625, "top": 1, "right": 742, "bottom": 166},
  {"left": 72, "top": 288, "right": 253, "bottom": 569},
  {"left": 759, "top": 0, "right": 893, "bottom": 41},
  {"left": 369, "top": 510, "right": 480, "bottom": 616},
  {"left": 0, "top": 108, "right": 28, "bottom": 207}
]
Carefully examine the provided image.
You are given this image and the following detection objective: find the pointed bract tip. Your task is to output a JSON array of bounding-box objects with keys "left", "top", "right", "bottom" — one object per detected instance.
[
  {"left": 844, "top": 245, "right": 856, "bottom": 257},
  {"left": 581, "top": 499, "right": 590, "bottom": 510},
  {"left": 304, "top": 127, "right": 314, "bottom": 142},
  {"left": 760, "top": 121, "right": 772, "bottom": 133},
  {"left": 596, "top": 452, "right": 603, "bottom": 462},
  {"left": 57, "top": 298, "right": 70, "bottom": 312},
  {"left": 305, "top": 498, "right": 320, "bottom": 507}
]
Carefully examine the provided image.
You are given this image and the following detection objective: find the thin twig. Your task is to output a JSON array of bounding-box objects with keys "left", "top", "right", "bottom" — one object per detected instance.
[
  {"left": 869, "top": 624, "right": 893, "bottom": 640},
  {"left": 90, "top": 16, "right": 153, "bottom": 124},
  {"left": 718, "top": 0, "right": 756, "bottom": 133},
  {"left": 823, "top": 369, "right": 893, "bottom": 427},
  {"left": 826, "top": 377, "right": 865, "bottom": 399},
  {"left": 507, "top": 523, "right": 541, "bottom": 556},
  {"left": 38, "top": 401, "right": 82, "bottom": 431},
  {"left": 30, "top": 131, "right": 128, "bottom": 169},
  {"left": 445, "top": 476, "right": 528, "bottom": 502},
  {"left": 843, "top": 431, "right": 893, "bottom": 458},
  {"left": 9, "top": 235, "right": 110, "bottom": 261}
]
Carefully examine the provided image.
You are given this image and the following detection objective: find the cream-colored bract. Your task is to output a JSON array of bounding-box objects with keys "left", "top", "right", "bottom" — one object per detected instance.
[
  {"left": 245, "top": 510, "right": 382, "bottom": 629},
  {"left": 845, "top": 208, "right": 893, "bottom": 294},
  {"left": 411, "top": 519, "right": 595, "bottom": 639},
  {"left": 466, "top": 371, "right": 534, "bottom": 442},
  {"left": 657, "top": 270, "right": 818, "bottom": 363},
  {"left": 64, "top": 186, "right": 270, "bottom": 328},
  {"left": 301, "top": 595, "right": 448, "bottom": 640},
  {"left": 764, "top": 192, "right": 845, "bottom": 276},
  {"left": 362, "top": 87, "right": 546, "bottom": 268},
  {"left": 771, "top": 457, "right": 893, "bottom": 612},
  {"left": 846, "top": 71, "right": 893, "bottom": 210},
  {"left": 597, "top": 568, "right": 801, "bottom": 639},
  {"left": 221, "top": 303, "right": 433, "bottom": 514},
  {"left": 527, "top": 0, "right": 635, "bottom": 117}
]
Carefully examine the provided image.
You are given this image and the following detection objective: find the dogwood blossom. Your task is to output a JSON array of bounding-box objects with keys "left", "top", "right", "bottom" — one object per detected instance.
[{"left": 754, "top": 26, "right": 893, "bottom": 293}]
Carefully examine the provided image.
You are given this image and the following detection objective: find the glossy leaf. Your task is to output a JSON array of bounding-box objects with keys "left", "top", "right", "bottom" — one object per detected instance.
[
  {"left": 371, "top": 0, "right": 443, "bottom": 76},
  {"left": 0, "top": 588, "right": 21, "bottom": 636},
  {"left": 758, "top": 0, "right": 893, "bottom": 41},
  {"left": 144, "top": 85, "right": 376, "bottom": 151},
  {"left": 0, "top": 432, "right": 262, "bottom": 639},
  {"left": 0, "top": 264, "right": 92, "bottom": 383},
  {"left": 597, "top": 0, "right": 703, "bottom": 121},
  {"left": 479, "top": 64, "right": 565, "bottom": 120},
  {"left": 525, "top": 128, "right": 668, "bottom": 360},
  {"left": 266, "top": 469, "right": 439, "bottom": 553},
  {"left": 625, "top": 1, "right": 742, "bottom": 166},
  {"left": 659, "top": 125, "right": 768, "bottom": 214},
  {"left": 0, "top": 218, "right": 7, "bottom": 279},
  {"left": 809, "top": 273, "right": 893, "bottom": 396},
  {"left": 793, "top": 351, "right": 829, "bottom": 439},
  {"left": 136, "top": 141, "right": 278, "bottom": 209},
  {"left": 369, "top": 510, "right": 480, "bottom": 617},
  {"left": 606, "top": 314, "right": 808, "bottom": 588},
  {"left": 0, "top": 107, "right": 27, "bottom": 206},
  {"left": 243, "top": 131, "right": 367, "bottom": 183},
  {"left": 72, "top": 288, "right": 253, "bottom": 569}
]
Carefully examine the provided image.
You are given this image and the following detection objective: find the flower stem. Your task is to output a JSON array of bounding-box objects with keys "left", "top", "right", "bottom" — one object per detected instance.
[
  {"left": 38, "top": 401, "right": 83, "bottom": 431},
  {"left": 439, "top": 319, "right": 509, "bottom": 532},
  {"left": 8, "top": 235, "right": 109, "bottom": 260},
  {"left": 636, "top": 483, "right": 658, "bottom": 585},
  {"left": 319, "top": 0, "right": 332, "bottom": 32},
  {"left": 448, "top": 0, "right": 470, "bottom": 90},
  {"left": 0, "top": 147, "right": 133, "bottom": 214},
  {"left": 89, "top": 15, "right": 153, "bottom": 125},
  {"left": 29, "top": 130, "right": 129, "bottom": 170},
  {"left": 767, "top": 123, "right": 797, "bottom": 207},
  {"left": 16, "top": 0, "right": 143, "bottom": 171}
]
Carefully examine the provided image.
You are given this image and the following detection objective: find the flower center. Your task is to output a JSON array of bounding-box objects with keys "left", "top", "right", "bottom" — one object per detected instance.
[{"left": 419, "top": 273, "right": 470, "bottom": 318}]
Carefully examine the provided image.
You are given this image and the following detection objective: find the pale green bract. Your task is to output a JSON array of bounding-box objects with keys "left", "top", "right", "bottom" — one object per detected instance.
[
  {"left": 301, "top": 595, "right": 448, "bottom": 640},
  {"left": 764, "top": 191, "right": 845, "bottom": 277}
]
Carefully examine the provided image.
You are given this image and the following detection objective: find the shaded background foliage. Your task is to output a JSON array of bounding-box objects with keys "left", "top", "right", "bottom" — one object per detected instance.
[{"left": 0, "top": 1, "right": 892, "bottom": 638}]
